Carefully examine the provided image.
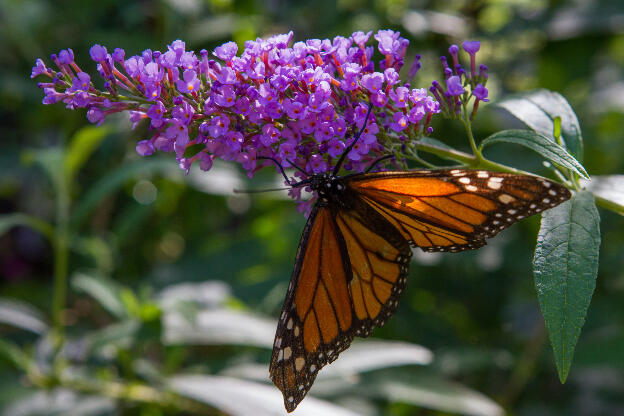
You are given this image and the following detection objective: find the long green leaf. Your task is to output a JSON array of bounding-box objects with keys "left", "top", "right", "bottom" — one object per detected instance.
[
  {"left": 480, "top": 129, "right": 588, "bottom": 178},
  {"left": 170, "top": 375, "right": 360, "bottom": 416},
  {"left": 496, "top": 89, "right": 583, "bottom": 161},
  {"left": 71, "top": 271, "right": 127, "bottom": 319},
  {"left": 163, "top": 308, "right": 275, "bottom": 348},
  {"left": 0, "top": 298, "right": 48, "bottom": 334},
  {"left": 581, "top": 175, "right": 624, "bottom": 216},
  {"left": 315, "top": 368, "right": 503, "bottom": 416},
  {"left": 65, "top": 125, "right": 111, "bottom": 182},
  {"left": 0, "top": 337, "right": 31, "bottom": 370},
  {"left": 533, "top": 191, "right": 601, "bottom": 382},
  {"left": 70, "top": 157, "right": 177, "bottom": 228},
  {"left": 0, "top": 213, "right": 54, "bottom": 241}
]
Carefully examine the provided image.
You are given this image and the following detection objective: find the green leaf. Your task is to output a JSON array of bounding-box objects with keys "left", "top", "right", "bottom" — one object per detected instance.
[
  {"left": 318, "top": 340, "right": 432, "bottom": 376},
  {"left": 1, "top": 389, "right": 115, "bottom": 416},
  {"left": 163, "top": 308, "right": 275, "bottom": 348},
  {"left": 496, "top": 89, "right": 583, "bottom": 161},
  {"left": 70, "top": 157, "right": 177, "bottom": 228},
  {"left": 553, "top": 116, "right": 562, "bottom": 140},
  {"left": 65, "top": 125, "right": 111, "bottom": 182},
  {"left": 533, "top": 191, "right": 601, "bottom": 382},
  {"left": 84, "top": 320, "right": 141, "bottom": 356},
  {"left": 71, "top": 271, "right": 127, "bottom": 319},
  {"left": 0, "top": 298, "right": 48, "bottom": 334},
  {"left": 0, "top": 213, "right": 54, "bottom": 241},
  {"left": 580, "top": 175, "right": 624, "bottom": 216},
  {"left": 223, "top": 340, "right": 433, "bottom": 382},
  {"left": 480, "top": 129, "right": 589, "bottom": 178}
]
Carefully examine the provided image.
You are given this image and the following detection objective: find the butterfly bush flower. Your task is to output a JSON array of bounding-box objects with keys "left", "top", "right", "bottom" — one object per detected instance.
[
  {"left": 32, "top": 31, "right": 489, "bottom": 211},
  {"left": 430, "top": 41, "right": 489, "bottom": 120}
]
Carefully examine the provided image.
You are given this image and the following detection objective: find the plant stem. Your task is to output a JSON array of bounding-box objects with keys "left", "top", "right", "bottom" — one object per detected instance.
[
  {"left": 28, "top": 372, "right": 218, "bottom": 416},
  {"left": 594, "top": 194, "right": 624, "bottom": 216},
  {"left": 461, "top": 103, "right": 484, "bottom": 162},
  {"left": 51, "top": 171, "right": 70, "bottom": 359},
  {"left": 413, "top": 141, "right": 528, "bottom": 175}
]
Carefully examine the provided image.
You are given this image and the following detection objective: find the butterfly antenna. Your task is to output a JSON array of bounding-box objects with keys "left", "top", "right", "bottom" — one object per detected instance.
[
  {"left": 233, "top": 186, "right": 291, "bottom": 194},
  {"left": 333, "top": 102, "right": 374, "bottom": 176},
  {"left": 364, "top": 154, "right": 394, "bottom": 173},
  {"left": 257, "top": 156, "right": 294, "bottom": 186}
]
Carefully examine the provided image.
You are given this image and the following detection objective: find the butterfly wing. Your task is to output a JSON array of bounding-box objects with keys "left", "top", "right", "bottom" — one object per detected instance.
[
  {"left": 333, "top": 197, "right": 412, "bottom": 336},
  {"left": 270, "top": 198, "right": 412, "bottom": 412},
  {"left": 346, "top": 169, "right": 571, "bottom": 252}
]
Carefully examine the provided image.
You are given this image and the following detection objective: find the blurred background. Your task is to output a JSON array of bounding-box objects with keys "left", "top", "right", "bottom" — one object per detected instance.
[{"left": 1, "top": 0, "right": 624, "bottom": 415}]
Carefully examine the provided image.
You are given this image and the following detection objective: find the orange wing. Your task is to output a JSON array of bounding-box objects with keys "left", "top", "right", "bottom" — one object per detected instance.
[
  {"left": 346, "top": 169, "right": 571, "bottom": 252},
  {"left": 269, "top": 203, "right": 411, "bottom": 412}
]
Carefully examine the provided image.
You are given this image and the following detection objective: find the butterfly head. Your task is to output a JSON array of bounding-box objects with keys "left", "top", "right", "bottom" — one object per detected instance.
[{"left": 307, "top": 173, "right": 349, "bottom": 206}]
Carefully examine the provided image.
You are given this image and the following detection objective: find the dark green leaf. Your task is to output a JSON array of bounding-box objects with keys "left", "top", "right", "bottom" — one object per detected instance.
[
  {"left": 71, "top": 272, "right": 127, "bottom": 319},
  {"left": 480, "top": 129, "right": 588, "bottom": 178},
  {"left": 496, "top": 89, "right": 583, "bottom": 161},
  {"left": 533, "top": 191, "right": 601, "bottom": 382}
]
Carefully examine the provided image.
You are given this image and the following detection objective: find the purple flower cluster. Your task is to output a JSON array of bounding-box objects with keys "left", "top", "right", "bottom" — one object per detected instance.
[
  {"left": 32, "top": 30, "right": 440, "bottom": 191},
  {"left": 429, "top": 41, "right": 489, "bottom": 120}
]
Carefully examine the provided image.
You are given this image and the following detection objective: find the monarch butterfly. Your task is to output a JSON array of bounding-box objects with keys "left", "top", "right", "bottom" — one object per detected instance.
[{"left": 267, "top": 112, "right": 571, "bottom": 412}]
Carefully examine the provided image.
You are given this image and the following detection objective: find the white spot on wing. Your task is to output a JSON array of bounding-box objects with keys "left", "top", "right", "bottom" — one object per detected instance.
[{"left": 499, "top": 194, "right": 515, "bottom": 204}]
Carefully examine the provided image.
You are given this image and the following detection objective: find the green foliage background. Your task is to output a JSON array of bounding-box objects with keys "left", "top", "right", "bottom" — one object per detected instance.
[{"left": 1, "top": 0, "right": 623, "bottom": 415}]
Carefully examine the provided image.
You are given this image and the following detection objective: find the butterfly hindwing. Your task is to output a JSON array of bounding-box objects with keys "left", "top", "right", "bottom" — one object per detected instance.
[
  {"left": 346, "top": 169, "right": 571, "bottom": 252},
  {"left": 335, "top": 197, "right": 412, "bottom": 335},
  {"left": 270, "top": 194, "right": 413, "bottom": 412}
]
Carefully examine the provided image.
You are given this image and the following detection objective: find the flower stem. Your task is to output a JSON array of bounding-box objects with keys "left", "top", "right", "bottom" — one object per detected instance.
[{"left": 461, "top": 103, "right": 483, "bottom": 162}]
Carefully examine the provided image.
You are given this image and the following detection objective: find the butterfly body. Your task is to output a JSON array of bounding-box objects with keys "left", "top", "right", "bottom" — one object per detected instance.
[{"left": 270, "top": 169, "right": 571, "bottom": 412}]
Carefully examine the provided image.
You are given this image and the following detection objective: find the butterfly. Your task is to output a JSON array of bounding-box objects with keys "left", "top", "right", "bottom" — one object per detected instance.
[{"left": 267, "top": 111, "right": 572, "bottom": 412}]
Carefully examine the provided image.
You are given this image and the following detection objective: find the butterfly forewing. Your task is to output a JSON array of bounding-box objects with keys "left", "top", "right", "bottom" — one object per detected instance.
[
  {"left": 346, "top": 169, "right": 571, "bottom": 252},
  {"left": 270, "top": 205, "right": 354, "bottom": 411}
]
